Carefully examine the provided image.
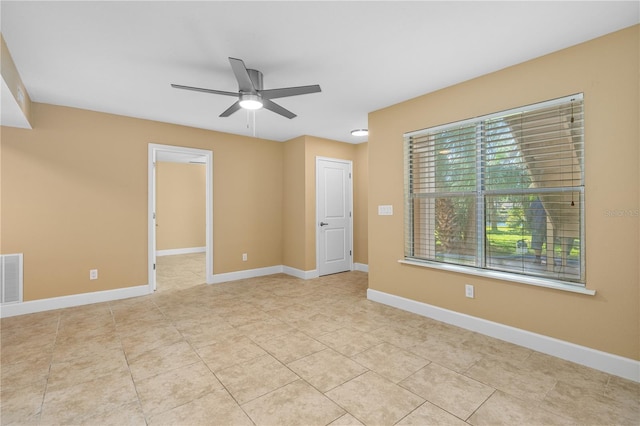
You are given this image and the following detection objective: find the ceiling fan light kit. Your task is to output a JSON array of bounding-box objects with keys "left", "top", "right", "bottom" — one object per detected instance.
[
  {"left": 172, "top": 57, "right": 321, "bottom": 119},
  {"left": 239, "top": 93, "right": 263, "bottom": 110}
]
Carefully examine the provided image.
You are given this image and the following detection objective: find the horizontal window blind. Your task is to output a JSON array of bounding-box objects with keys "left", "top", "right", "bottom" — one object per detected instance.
[{"left": 404, "top": 94, "right": 585, "bottom": 284}]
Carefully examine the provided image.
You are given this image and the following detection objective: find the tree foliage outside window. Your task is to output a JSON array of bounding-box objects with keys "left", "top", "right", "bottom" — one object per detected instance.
[{"left": 404, "top": 94, "right": 585, "bottom": 285}]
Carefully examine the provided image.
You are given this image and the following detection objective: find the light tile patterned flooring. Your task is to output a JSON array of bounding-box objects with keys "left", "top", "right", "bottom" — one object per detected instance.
[
  {"left": 1, "top": 254, "right": 638, "bottom": 425},
  {"left": 155, "top": 252, "right": 207, "bottom": 293}
]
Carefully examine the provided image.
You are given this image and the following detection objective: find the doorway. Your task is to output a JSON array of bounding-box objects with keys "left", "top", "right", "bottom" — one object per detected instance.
[
  {"left": 148, "top": 144, "right": 213, "bottom": 292},
  {"left": 316, "top": 157, "right": 353, "bottom": 276}
]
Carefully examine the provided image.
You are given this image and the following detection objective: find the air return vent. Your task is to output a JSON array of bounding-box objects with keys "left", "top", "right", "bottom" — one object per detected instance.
[{"left": 1, "top": 254, "right": 23, "bottom": 304}]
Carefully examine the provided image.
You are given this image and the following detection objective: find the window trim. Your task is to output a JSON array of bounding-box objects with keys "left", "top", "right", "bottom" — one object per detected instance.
[
  {"left": 404, "top": 95, "right": 584, "bottom": 138},
  {"left": 403, "top": 94, "right": 587, "bottom": 290},
  {"left": 398, "top": 259, "right": 595, "bottom": 296}
]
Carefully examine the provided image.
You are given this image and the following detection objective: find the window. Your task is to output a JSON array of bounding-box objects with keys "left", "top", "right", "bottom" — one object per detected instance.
[{"left": 404, "top": 94, "right": 584, "bottom": 285}]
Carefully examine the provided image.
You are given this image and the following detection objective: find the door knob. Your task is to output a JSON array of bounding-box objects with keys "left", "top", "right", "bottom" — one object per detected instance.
[{"left": 320, "top": 222, "right": 329, "bottom": 226}]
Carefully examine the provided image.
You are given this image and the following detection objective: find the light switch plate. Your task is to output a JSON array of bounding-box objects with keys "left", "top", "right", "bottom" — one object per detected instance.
[{"left": 378, "top": 205, "right": 393, "bottom": 216}]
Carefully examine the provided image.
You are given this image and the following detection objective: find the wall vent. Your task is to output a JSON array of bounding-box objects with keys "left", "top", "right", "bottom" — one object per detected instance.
[{"left": 1, "top": 254, "right": 23, "bottom": 304}]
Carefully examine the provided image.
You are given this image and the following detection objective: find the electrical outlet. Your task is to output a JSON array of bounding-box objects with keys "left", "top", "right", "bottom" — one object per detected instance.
[
  {"left": 465, "top": 284, "right": 474, "bottom": 298},
  {"left": 89, "top": 269, "right": 98, "bottom": 280},
  {"left": 242, "top": 253, "right": 248, "bottom": 262}
]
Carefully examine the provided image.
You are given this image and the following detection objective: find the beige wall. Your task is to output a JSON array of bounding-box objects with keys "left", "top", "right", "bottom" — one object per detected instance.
[
  {"left": 282, "top": 136, "right": 306, "bottom": 270},
  {"left": 1, "top": 103, "right": 284, "bottom": 300},
  {"left": 1, "top": 33, "right": 32, "bottom": 126},
  {"left": 282, "top": 135, "right": 369, "bottom": 272},
  {"left": 156, "top": 162, "right": 206, "bottom": 251},
  {"left": 354, "top": 142, "right": 368, "bottom": 265},
  {"left": 1, "top": 102, "right": 369, "bottom": 301},
  {"left": 368, "top": 25, "right": 639, "bottom": 360}
]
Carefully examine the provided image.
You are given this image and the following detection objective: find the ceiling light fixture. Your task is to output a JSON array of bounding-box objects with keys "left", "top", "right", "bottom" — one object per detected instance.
[
  {"left": 239, "top": 93, "right": 263, "bottom": 110},
  {"left": 351, "top": 129, "right": 368, "bottom": 137}
]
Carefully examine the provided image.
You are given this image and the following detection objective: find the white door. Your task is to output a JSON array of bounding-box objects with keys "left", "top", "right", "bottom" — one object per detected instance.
[{"left": 317, "top": 158, "right": 352, "bottom": 276}]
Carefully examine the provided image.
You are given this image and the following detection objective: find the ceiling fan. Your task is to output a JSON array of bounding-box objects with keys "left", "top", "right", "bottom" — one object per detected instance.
[{"left": 171, "top": 57, "right": 321, "bottom": 119}]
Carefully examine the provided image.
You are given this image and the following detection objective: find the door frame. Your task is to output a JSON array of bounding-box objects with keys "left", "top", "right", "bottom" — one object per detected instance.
[
  {"left": 315, "top": 156, "right": 354, "bottom": 276},
  {"left": 148, "top": 143, "right": 214, "bottom": 291}
]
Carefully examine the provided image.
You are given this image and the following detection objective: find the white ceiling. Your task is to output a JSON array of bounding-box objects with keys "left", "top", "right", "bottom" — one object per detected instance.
[{"left": 1, "top": 1, "right": 638, "bottom": 143}]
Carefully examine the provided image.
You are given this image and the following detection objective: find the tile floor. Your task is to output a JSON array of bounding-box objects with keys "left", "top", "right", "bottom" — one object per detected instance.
[
  {"left": 155, "top": 252, "right": 206, "bottom": 293},
  {"left": 1, "top": 255, "right": 638, "bottom": 425}
]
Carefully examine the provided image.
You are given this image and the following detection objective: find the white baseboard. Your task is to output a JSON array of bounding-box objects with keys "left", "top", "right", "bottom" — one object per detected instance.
[
  {"left": 0, "top": 285, "right": 151, "bottom": 318},
  {"left": 0, "top": 266, "right": 363, "bottom": 319},
  {"left": 211, "top": 265, "right": 285, "bottom": 284},
  {"left": 156, "top": 247, "right": 206, "bottom": 257},
  {"left": 283, "top": 266, "right": 319, "bottom": 280},
  {"left": 367, "top": 288, "right": 640, "bottom": 383},
  {"left": 0, "top": 265, "right": 310, "bottom": 317},
  {"left": 212, "top": 266, "right": 321, "bottom": 283},
  {"left": 354, "top": 263, "right": 369, "bottom": 272}
]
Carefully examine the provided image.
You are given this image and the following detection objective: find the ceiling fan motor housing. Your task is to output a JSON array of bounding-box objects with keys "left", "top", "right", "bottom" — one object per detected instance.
[
  {"left": 239, "top": 69, "right": 264, "bottom": 109},
  {"left": 246, "top": 69, "right": 263, "bottom": 92}
]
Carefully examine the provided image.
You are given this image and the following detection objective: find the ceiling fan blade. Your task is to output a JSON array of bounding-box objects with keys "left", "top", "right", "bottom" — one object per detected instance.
[
  {"left": 260, "top": 85, "right": 321, "bottom": 100},
  {"left": 228, "top": 57, "right": 256, "bottom": 92},
  {"left": 171, "top": 84, "right": 237, "bottom": 97},
  {"left": 263, "top": 99, "right": 296, "bottom": 119},
  {"left": 219, "top": 101, "right": 242, "bottom": 117}
]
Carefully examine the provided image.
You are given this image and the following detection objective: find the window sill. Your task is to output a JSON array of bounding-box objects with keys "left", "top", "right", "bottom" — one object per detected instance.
[{"left": 398, "top": 259, "right": 595, "bottom": 296}]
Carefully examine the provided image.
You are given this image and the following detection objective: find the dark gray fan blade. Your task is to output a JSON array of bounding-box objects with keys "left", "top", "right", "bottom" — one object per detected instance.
[
  {"left": 260, "top": 85, "right": 321, "bottom": 100},
  {"left": 229, "top": 57, "right": 255, "bottom": 92},
  {"left": 219, "top": 101, "right": 242, "bottom": 117},
  {"left": 263, "top": 99, "right": 296, "bottom": 119},
  {"left": 171, "top": 84, "right": 237, "bottom": 97}
]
